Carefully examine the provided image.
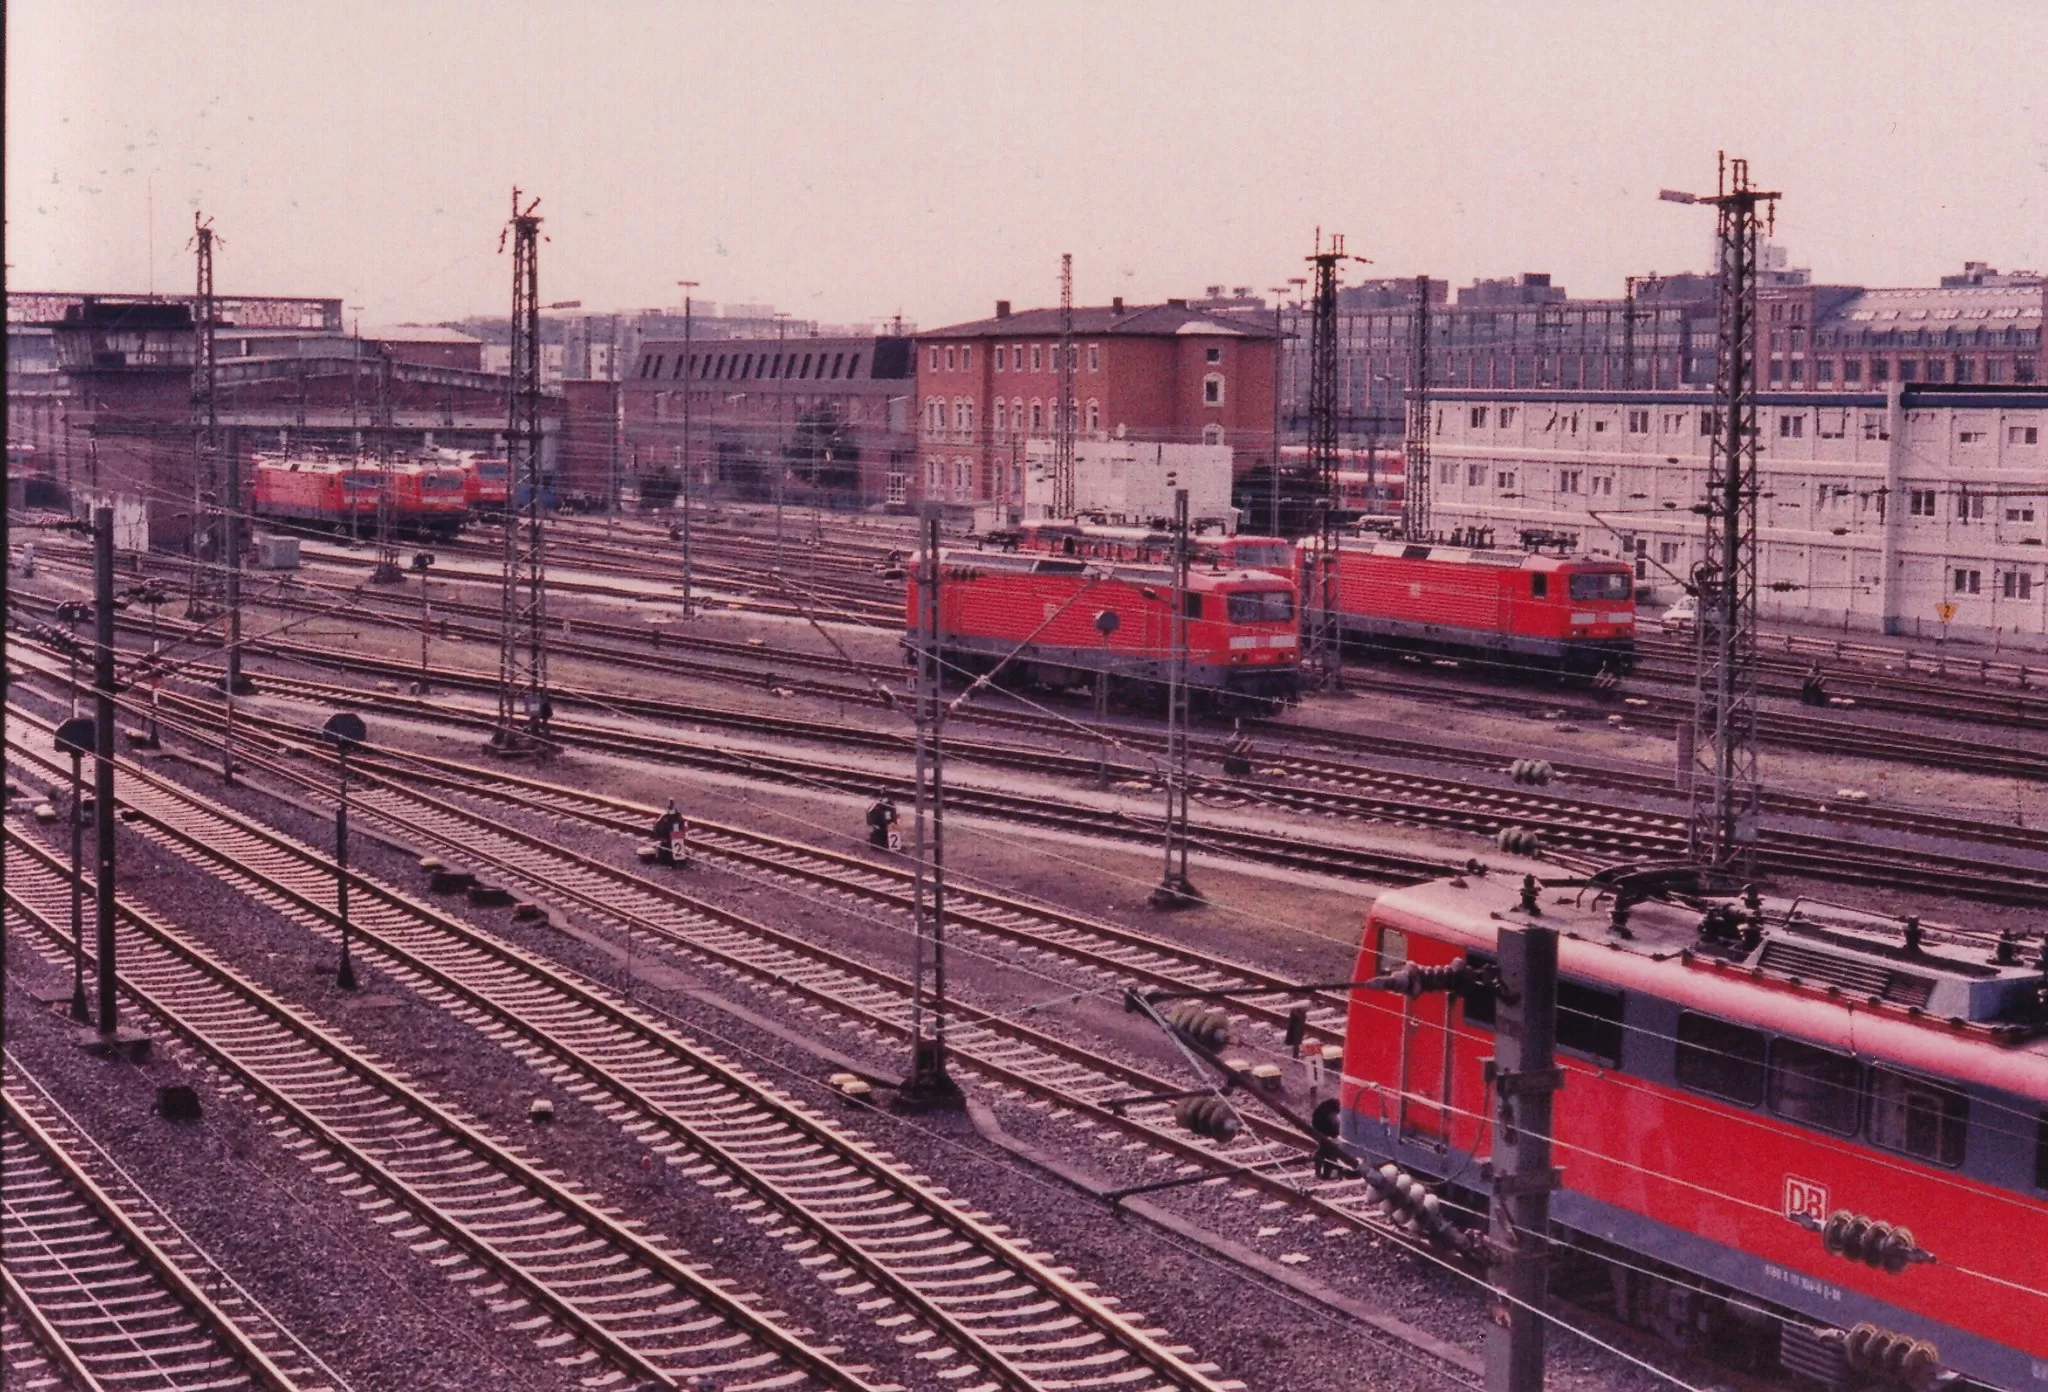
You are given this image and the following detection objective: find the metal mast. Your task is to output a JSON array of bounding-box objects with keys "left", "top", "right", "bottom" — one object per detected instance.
[
  {"left": 1401, "top": 275, "right": 1433, "bottom": 541},
  {"left": 1302, "top": 232, "right": 1344, "bottom": 686},
  {"left": 188, "top": 213, "right": 222, "bottom": 617},
  {"left": 1150, "top": 488, "right": 1201, "bottom": 909},
  {"left": 1055, "top": 253, "right": 1076, "bottom": 517},
  {"left": 1623, "top": 273, "right": 1662, "bottom": 390},
  {"left": 1669, "top": 156, "right": 1778, "bottom": 875},
  {"left": 371, "top": 350, "right": 401, "bottom": 583},
  {"left": 495, "top": 188, "right": 551, "bottom": 750}
]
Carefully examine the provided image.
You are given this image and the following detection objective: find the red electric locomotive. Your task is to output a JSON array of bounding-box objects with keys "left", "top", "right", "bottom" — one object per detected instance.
[
  {"left": 1338, "top": 873, "right": 2048, "bottom": 1390},
  {"left": 387, "top": 459, "right": 469, "bottom": 538},
  {"left": 458, "top": 453, "right": 510, "bottom": 514},
  {"left": 253, "top": 457, "right": 382, "bottom": 532},
  {"left": 905, "top": 550, "right": 1300, "bottom": 712},
  {"left": 1308, "top": 538, "right": 1636, "bottom": 674},
  {"left": 253, "top": 457, "right": 470, "bottom": 538},
  {"left": 1010, "top": 519, "right": 1296, "bottom": 575}
]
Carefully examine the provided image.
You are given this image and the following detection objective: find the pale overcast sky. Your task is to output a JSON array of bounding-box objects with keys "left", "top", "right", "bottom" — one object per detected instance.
[{"left": 7, "top": 1, "right": 2044, "bottom": 328}]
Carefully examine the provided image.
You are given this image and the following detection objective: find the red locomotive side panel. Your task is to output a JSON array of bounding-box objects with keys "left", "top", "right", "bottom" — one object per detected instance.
[
  {"left": 1322, "top": 541, "right": 1635, "bottom": 673},
  {"left": 253, "top": 459, "right": 380, "bottom": 527},
  {"left": 905, "top": 551, "right": 1299, "bottom": 709},
  {"left": 1339, "top": 878, "right": 2048, "bottom": 1389}
]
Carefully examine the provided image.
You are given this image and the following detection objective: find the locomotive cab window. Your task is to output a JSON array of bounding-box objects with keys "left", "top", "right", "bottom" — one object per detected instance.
[
  {"left": 1530, "top": 574, "right": 1549, "bottom": 599},
  {"left": 1227, "top": 591, "right": 1294, "bottom": 623},
  {"left": 1767, "top": 1039, "right": 1862, "bottom": 1136},
  {"left": 1568, "top": 572, "right": 1633, "bottom": 601},
  {"left": 1867, "top": 1067, "right": 1967, "bottom": 1168},
  {"left": 1556, "top": 981, "right": 1624, "bottom": 1067},
  {"left": 1674, "top": 1012, "right": 1766, "bottom": 1106},
  {"left": 1374, "top": 926, "right": 1408, "bottom": 977},
  {"left": 1183, "top": 592, "right": 1203, "bottom": 619}
]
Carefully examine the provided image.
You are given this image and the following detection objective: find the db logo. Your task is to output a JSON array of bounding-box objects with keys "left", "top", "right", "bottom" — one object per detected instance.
[{"left": 1785, "top": 1175, "right": 1830, "bottom": 1222}]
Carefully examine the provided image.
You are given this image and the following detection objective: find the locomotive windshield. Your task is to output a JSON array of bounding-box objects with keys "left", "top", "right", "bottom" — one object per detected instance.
[
  {"left": 1568, "top": 571, "right": 1633, "bottom": 601},
  {"left": 1231, "top": 543, "right": 1294, "bottom": 570},
  {"left": 1226, "top": 590, "right": 1294, "bottom": 623}
]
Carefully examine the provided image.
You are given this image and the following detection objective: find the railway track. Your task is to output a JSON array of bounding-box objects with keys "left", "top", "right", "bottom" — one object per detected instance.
[
  {"left": 1, "top": 1062, "right": 327, "bottom": 1392},
  {"left": 3, "top": 848, "right": 862, "bottom": 1392},
  {"left": 63, "top": 638, "right": 2048, "bottom": 907},
  {"left": 3, "top": 725, "right": 1242, "bottom": 1392}
]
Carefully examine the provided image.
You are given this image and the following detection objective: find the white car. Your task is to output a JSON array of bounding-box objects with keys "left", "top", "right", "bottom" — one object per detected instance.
[{"left": 1660, "top": 598, "right": 1697, "bottom": 633}]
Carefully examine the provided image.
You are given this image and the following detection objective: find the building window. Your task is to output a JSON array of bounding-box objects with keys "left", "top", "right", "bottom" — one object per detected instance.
[
  {"left": 994, "top": 400, "right": 1007, "bottom": 432},
  {"left": 1871, "top": 358, "right": 1890, "bottom": 383},
  {"left": 954, "top": 399, "right": 973, "bottom": 432},
  {"left": 1659, "top": 541, "right": 1681, "bottom": 565},
  {"left": 1863, "top": 413, "right": 1889, "bottom": 441},
  {"left": 942, "top": 346, "right": 955, "bottom": 371},
  {"left": 1495, "top": 470, "right": 1516, "bottom": 491},
  {"left": 1011, "top": 397, "right": 1023, "bottom": 434},
  {"left": 887, "top": 471, "right": 907, "bottom": 505},
  {"left": 1816, "top": 359, "right": 1835, "bottom": 383},
  {"left": 1030, "top": 345, "right": 1043, "bottom": 372},
  {"left": 1470, "top": 406, "right": 1489, "bottom": 428},
  {"left": 994, "top": 347, "right": 1004, "bottom": 373},
  {"left": 1467, "top": 463, "right": 1487, "bottom": 487},
  {"left": 926, "top": 400, "right": 946, "bottom": 436},
  {"left": 1439, "top": 462, "right": 1457, "bottom": 485},
  {"left": 929, "top": 346, "right": 940, "bottom": 372},
  {"left": 1779, "top": 414, "right": 1804, "bottom": 438},
  {"left": 1203, "top": 373, "right": 1224, "bottom": 406},
  {"left": 1558, "top": 469, "right": 1582, "bottom": 494},
  {"left": 1924, "top": 359, "right": 1945, "bottom": 384},
  {"left": 1626, "top": 409, "right": 1649, "bottom": 434},
  {"left": 2006, "top": 504, "right": 2036, "bottom": 523},
  {"left": 2010, "top": 426, "right": 2040, "bottom": 445},
  {"left": 848, "top": 353, "right": 861, "bottom": 377},
  {"left": 955, "top": 458, "right": 972, "bottom": 495},
  {"left": 1954, "top": 357, "right": 1973, "bottom": 384},
  {"left": 1818, "top": 411, "right": 1846, "bottom": 440},
  {"left": 925, "top": 457, "right": 942, "bottom": 491},
  {"left": 1205, "top": 346, "right": 1222, "bottom": 364},
  {"left": 1842, "top": 359, "right": 1862, "bottom": 384},
  {"left": 1959, "top": 429, "right": 1987, "bottom": 444},
  {"left": 1086, "top": 399, "right": 1100, "bottom": 431},
  {"left": 1954, "top": 568, "right": 1982, "bottom": 595},
  {"left": 1590, "top": 474, "right": 1614, "bottom": 497},
  {"left": 1908, "top": 489, "right": 1936, "bottom": 516},
  {"left": 1959, "top": 493, "right": 1986, "bottom": 521},
  {"left": 2003, "top": 571, "right": 2035, "bottom": 600},
  {"left": 1203, "top": 425, "right": 1223, "bottom": 445},
  {"left": 1498, "top": 407, "right": 1516, "bottom": 427},
  {"left": 1088, "top": 343, "right": 1100, "bottom": 372},
  {"left": 1030, "top": 399, "right": 1044, "bottom": 432},
  {"left": 961, "top": 346, "right": 971, "bottom": 372}
]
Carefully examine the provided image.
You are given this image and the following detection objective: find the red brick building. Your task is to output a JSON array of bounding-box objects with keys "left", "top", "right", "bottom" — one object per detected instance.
[
  {"left": 914, "top": 299, "right": 1280, "bottom": 507},
  {"left": 614, "top": 333, "right": 917, "bottom": 509}
]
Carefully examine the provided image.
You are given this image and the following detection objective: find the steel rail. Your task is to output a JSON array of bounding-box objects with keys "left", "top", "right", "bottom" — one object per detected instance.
[
  {"left": 1, "top": 1072, "right": 314, "bottom": 1392},
  {"left": 4, "top": 722, "right": 1236, "bottom": 1392},
  {"left": 3, "top": 846, "right": 857, "bottom": 1392}
]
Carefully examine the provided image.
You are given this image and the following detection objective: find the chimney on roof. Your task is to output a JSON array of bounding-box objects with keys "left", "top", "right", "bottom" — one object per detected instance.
[
  {"left": 995, "top": 300, "right": 1011, "bottom": 319},
  {"left": 1166, "top": 298, "right": 1187, "bottom": 309},
  {"left": 1111, "top": 296, "right": 1124, "bottom": 315}
]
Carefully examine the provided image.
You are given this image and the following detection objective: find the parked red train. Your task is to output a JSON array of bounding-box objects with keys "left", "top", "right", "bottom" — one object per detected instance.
[
  {"left": 1338, "top": 873, "right": 2048, "bottom": 1389},
  {"left": 1007, "top": 519, "right": 1296, "bottom": 575},
  {"left": 458, "top": 453, "right": 510, "bottom": 514},
  {"left": 905, "top": 550, "right": 1300, "bottom": 711},
  {"left": 254, "top": 457, "right": 469, "bottom": 539},
  {"left": 1308, "top": 539, "right": 1636, "bottom": 674}
]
